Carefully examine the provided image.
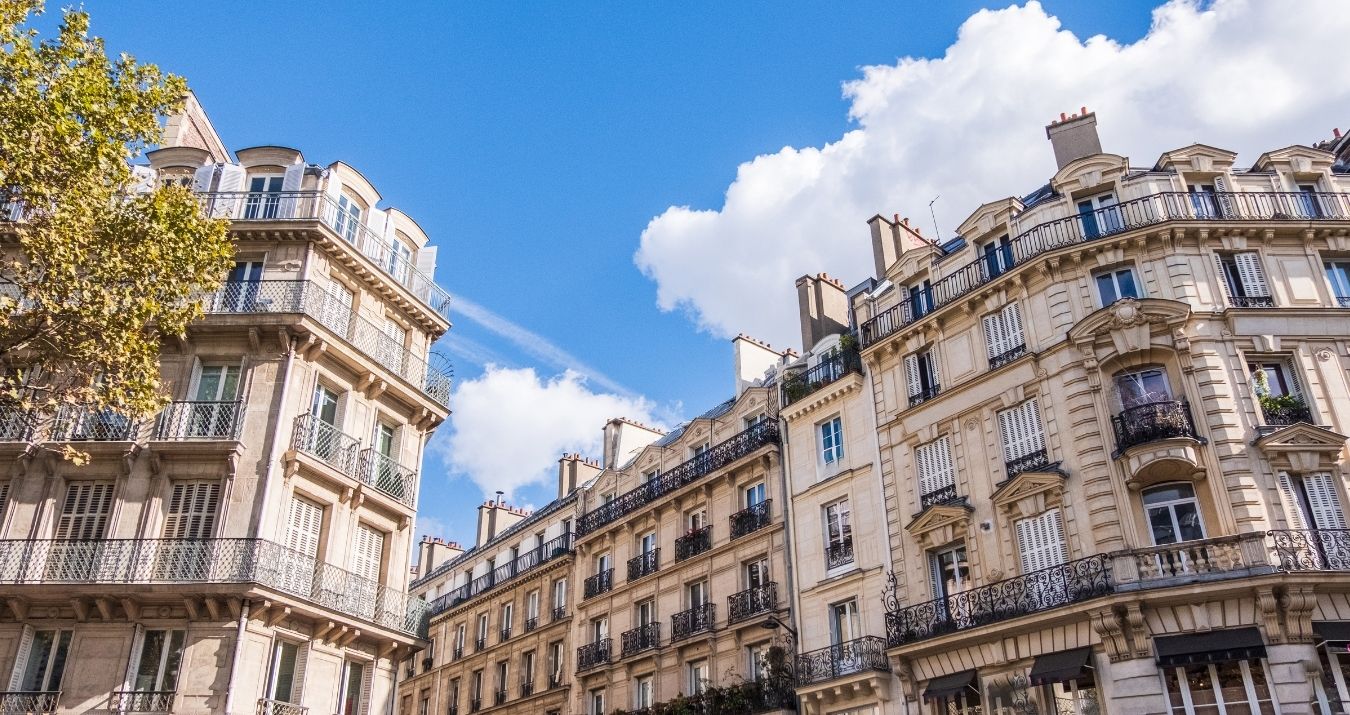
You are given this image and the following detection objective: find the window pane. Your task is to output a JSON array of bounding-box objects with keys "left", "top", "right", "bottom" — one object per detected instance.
[{"left": 135, "top": 630, "right": 167, "bottom": 691}]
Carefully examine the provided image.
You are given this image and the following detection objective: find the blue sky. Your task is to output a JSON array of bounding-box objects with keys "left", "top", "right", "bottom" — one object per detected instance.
[{"left": 65, "top": 1, "right": 1350, "bottom": 548}]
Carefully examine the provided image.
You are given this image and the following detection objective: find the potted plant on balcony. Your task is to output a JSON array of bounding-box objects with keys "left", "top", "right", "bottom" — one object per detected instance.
[{"left": 1252, "top": 370, "right": 1308, "bottom": 425}]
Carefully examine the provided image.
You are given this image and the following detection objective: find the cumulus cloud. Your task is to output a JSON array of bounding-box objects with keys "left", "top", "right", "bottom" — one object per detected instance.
[
  {"left": 635, "top": 0, "right": 1350, "bottom": 346},
  {"left": 438, "top": 366, "right": 662, "bottom": 499}
]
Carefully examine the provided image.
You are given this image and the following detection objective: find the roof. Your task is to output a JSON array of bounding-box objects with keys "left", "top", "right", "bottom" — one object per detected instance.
[
  {"left": 411, "top": 490, "right": 578, "bottom": 590},
  {"left": 651, "top": 397, "right": 735, "bottom": 448}
]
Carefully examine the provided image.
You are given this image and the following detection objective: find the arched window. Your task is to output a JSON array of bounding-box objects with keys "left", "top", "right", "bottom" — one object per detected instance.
[
  {"left": 1142, "top": 483, "right": 1205, "bottom": 545},
  {"left": 1114, "top": 366, "right": 1171, "bottom": 409}
]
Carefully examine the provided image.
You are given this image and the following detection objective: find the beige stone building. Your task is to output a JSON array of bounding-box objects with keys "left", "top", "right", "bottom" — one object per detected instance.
[
  {"left": 397, "top": 456, "right": 593, "bottom": 715},
  {"left": 569, "top": 338, "right": 797, "bottom": 715},
  {"left": 0, "top": 96, "right": 449, "bottom": 715},
  {"left": 846, "top": 110, "right": 1350, "bottom": 714}
]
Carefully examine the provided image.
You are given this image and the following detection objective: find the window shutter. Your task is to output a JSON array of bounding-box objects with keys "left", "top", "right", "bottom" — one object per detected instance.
[
  {"left": 291, "top": 641, "right": 310, "bottom": 703},
  {"left": 351, "top": 524, "right": 385, "bottom": 582},
  {"left": 916, "top": 437, "right": 955, "bottom": 495},
  {"left": 191, "top": 165, "right": 216, "bottom": 193},
  {"left": 281, "top": 162, "right": 306, "bottom": 192},
  {"left": 997, "top": 407, "right": 1019, "bottom": 462},
  {"left": 164, "top": 481, "right": 221, "bottom": 539},
  {"left": 285, "top": 496, "right": 323, "bottom": 558},
  {"left": 415, "top": 246, "right": 438, "bottom": 281},
  {"left": 280, "top": 163, "right": 306, "bottom": 219},
  {"left": 1213, "top": 254, "right": 1234, "bottom": 303},
  {"left": 1234, "top": 252, "right": 1271, "bottom": 297},
  {"left": 358, "top": 662, "right": 374, "bottom": 715},
  {"left": 212, "top": 165, "right": 246, "bottom": 219},
  {"left": 1213, "top": 175, "right": 1236, "bottom": 216},
  {"left": 1276, "top": 472, "right": 1309, "bottom": 529},
  {"left": 0, "top": 482, "right": 9, "bottom": 518},
  {"left": 928, "top": 553, "right": 944, "bottom": 600},
  {"left": 1016, "top": 509, "right": 1067, "bottom": 573},
  {"left": 982, "top": 313, "right": 1005, "bottom": 360},
  {"left": 1305, "top": 473, "right": 1348, "bottom": 530},
  {"left": 8, "top": 625, "right": 34, "bottom": 690},
  {"left": 1003, "top": 303, "right": 1025, "bottom": 350},
  {"left": 903, "top": 354, "right": 921, "bottom": 398},
  {"left": 927, "top": 350, "right": 941, "bottom": 387},
  {"left": 56, "top": 482, "right": 114, "bottom": 539},
  {"left": 1023, "top": 399, "right": 1046, "bottom": 454},
  {"left": 186, "top": 358, "right": 204, "bottom": 402},
  {"left": 122, "top": 624, "right": 146, "bottom": 692}
]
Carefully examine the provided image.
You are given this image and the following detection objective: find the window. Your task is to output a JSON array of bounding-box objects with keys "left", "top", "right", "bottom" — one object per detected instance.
[
  {"left": 589, "top": 688, "right": 605, "bottom": 715},
  {"left": 747, "top": 643, "right": 770, "bottom": 682},
  {"left": 337, "top": 660, "right": 367, "bottom": 715},
  {"left": 915, "top": 436, "right": 956, "bottom": 506},
  {"left": 454, "top": 624, "right": 466, "bottom": 655},
  {"left": 997, "top": 399, "right": 1048, "bottom": 471},
  {"left": 687, "top": 508, "right": 708, "bottom": 531},
  {"left": 1249, "top": 360, "right": 1309, "bottom": 426},
  {"left": 691, "top": 442, "right": 711, "bottom": 459},
  {"left": 476, "top": 613, "right": 489, "bottom": 648},
  {"left": 55, "top": 482, "right": 114, "bottom": 539},
  {"left": 743, "top": 413, "right": 767, "bottom": 430},
  {"left": 494, "top": 661, "right": 508, "bottom": 702},
  {"left": 163, "top": 481, "right": 220, "bottom": 539},
  {"left": 548, "top": 641, "right": 564, "bottom": 686},
  {"left": 1189, "top": 183, "right": 1219, "bottom": 218},
  {"left": 1317, "top": 642, "right": 1350, "bottom": 713},
  {"left": 1114, "top": 367, "right": 1171, "bottom": 409},
  {"left": 830, "top": 600, "right": 861, "bottom": 645},
  {"left": 335, "top": 194, "right": 363, "bottom": 243},
  {"left": 449, "top": 679, "right": 461, "bottom": 714},
  {"left": 377, "top": 318, "right": 408, "bottom": 374},
  {"left": 1094, "top": 266, "right": 1140, "bottom": 306},
  {"left": 982, "top": 302, "right": 1026, "bottom": 368},
  {"left": 824, "top": 500, "right": 853, "bottom": 569},
  {"left": 129, "top": 628, "right": 185, "bottom": 695},
  {"left": 1164, "top": 659, "right": 1275, "bottom": 714},
  {"left": 521, "top": 651, "right": 536, "bottom": 693},
  {"left": 470, "top": 670, "right": 483, "bottom": 709},
  {"left": 596, "top": 552, "right": 612, "bottom": 575},
  {"left": 1326, "top": 260, "right": 1350, "bottom": 305},
  {"left": 745, "top": 557, "right": 769, "bottom": 589},
  {"left": 688, "top": 660, "right": 709, "bottom": 695},
  {"left": 688, "top": 581, "right": 709, "bottom": 608},
  {"left": 526, "top": 590, "right": 540, "bottom": 622},
  {"left": 639, "top": 531, "right": 656, "bottom": 555},
  {"left": 388, "top": 239, "right": 414, "bottom": 283},
  {"left": 929, "top": 544, "right": 970, "bottom": 599},
  {"left": 552, "top": 578, "right": 567, "bottom": 614},
  {"left": 13, "top": 629, "right": 73, "bottom": 693},
  {"left": 980, "top": 235, "right": 1014, "bottom": 278},
  {"left": 744, "top": 482, "right": 766, "bottom": 507},
  {"left": 350, "top": 524, "right": 384, "bottom": 583},
  {"left": 591, "top": 617, "right": 608, "bottom": 643},
  {"left": 1077, "top": 191, "right": 1122, "bottom": 238},
  {"left": 244, "top": 175, "right": 284, "bottom": 219},
  {"left": 908, "top": 280, "right": 934, "bottom": 319},
  {"left": 1300, "top": 184, "right": 1326, "bottom": 218},
  {"left": 932, "top": 688, "right": 983, "bottom": 715},
  {"left": 1277, "top": 472, "right": 1348, "bottom": 532},
  {"left": 634, "top": 675, "right": 653, "bottom": 709},
  {"left": 500, "top": 602, "right": 513, "bottom": 640},
  {"left": 188, "top": 363, "right": 242, "bottom": 437},
  {"left": 641, "top": 468, "right": 659, "bottom": 484},
  {"left": 637, "top": 598, "right": 656, "bottom": 626},
  {"left": 1215, "top": 251, "right": 1273, "bottom": 307},
  {"left": 1249, "top": 360, "right": 1300, "bottom": 399},
  {"left": 1143, "top": 483, "right": 1205, "bottom": 546},
  {"left": 1014, "top": 509, "right": 1068, "bottom": 573},
  {"left": 819, "top": 416, "right": 844, "bottom": 465},
  {"left": 904, "top": 349, "right": 940, "bottom": 404},
  {"left": 266, "top": 640, "right": 305, "bottom": 704},
  {"left": 310, "top": 383, "right": 340, "bottom": 427}
]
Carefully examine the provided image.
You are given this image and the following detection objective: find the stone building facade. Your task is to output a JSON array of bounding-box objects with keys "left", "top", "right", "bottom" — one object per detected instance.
[{"left": 0, "top": 95, "right": 450, "bottom": 715}]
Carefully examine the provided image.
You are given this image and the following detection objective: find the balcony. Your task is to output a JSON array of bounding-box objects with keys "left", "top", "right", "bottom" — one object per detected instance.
[
  {"left": 551, "top": 606, "right": 567, "bottom": 622},
  {"left": 1115, "top": 534, "right": 1271, "bottom": 587},
  {"left": 494, "top": 690, "right": 507, "bottom": 706},
  {"left": 469, "top": 698, "right": 481, "bottom": 713},
  {"left": 907, "top": 384, "right": 941, "bottom": 408},
  {"left": 524, "top": 616, "right": 538, "bottom": 633},
  {"left": 1259, "top": 395, "right": 1313, "bottom": 427},
  {"left": 358, "top": 448, "right": 418, "bottom": 508},
  {"left": 606, "top": 682, "right": 795, "bottom": 715},
  {"left": 859, "top": 190, "right": 1350, "bottom": 348},
  {"left": 424, "top": 534, "right": 573, "bottom": 616},
  {"left": 153, "top": 401, "right": 243, "bottom": 441},
  {"left": 500, "top": 626, "right": 512, "bottom": 642},
  {"left": 795, "top": 636, "right": 889, "bottom": 686},
  {"left": 577, "top": 639, "right": 612, "bottom": 672},
  {"left": 194, "top": 191, "right": 452, "bottom": 321},
  {"left": 825, "top": 539, "right": 854, "bottom": 570},
  {"left": 1270, "top": 529, "right": 1350, "bottom": 571},
  {"left": 730, "top": 500, "right": 772, "bottom": 540},
  {"left": 0, "top": 405, "right": 35, "bottom": 441},
  {"left": 113, "top": 690, "right": 175, "bottom": 713},
  {"left": 577, "top": 421, "right": 779, "bottom": 536},
  {"left": 292, "top": 412, "right": 361, "bottom": 471},
  {"left": 988, "top": 343, "right": 1027, "bottom": 370},
  {"left": 0, "top": 538, "right": 429, "bottom": 637},
  {"left": 475, "top": 637, "right": 487, "bottom": 652},
  {"left": 452, "top": 645, "right": 463, "bottom": 660},
  {"left": 203, "top": 280, "right": 452, "bottom": 408},
  {"left": 0, "top": 692, "right": 58, "bottom": 714},
  {"left": 1110, "top": 400, "right": 1200, "bottom": 454},
  {"left": 728, "top": 582, "right": 777, "bottom": 623},
  {"left": 520, "top": 679, "right": 534, "bottom": 698},
  {"left": 257, "top": 698, "right": 307, "bottom": 715},
  {"left": 583, "top": 569, "right": 613, "bottom": 599},
  {"left": 781, "top": 345, "right": 861, "bottom": 407},
  {"left": 675, "top": 526, "right": 712, "bottom": 561},
  {"left": 627, "top": 549, "right": 660, "bottom": 581},
  {"left": 620, "top": 622, "right": 661, "bottom": 657},
  {"left": 919, "top": 483, "right": 958, "bottom": 510},
  {"left": 1004, "top": 448, "right": 1050, "bottom": 479},
  {"left": 1228, "top": 295, "right": 1275, "bottom": 308},
  {"left": 51, "top": 405, "right": 138, "bottom": 441},
  {"left": 671, "top": 603, "right": 716, "bottom": 641}
]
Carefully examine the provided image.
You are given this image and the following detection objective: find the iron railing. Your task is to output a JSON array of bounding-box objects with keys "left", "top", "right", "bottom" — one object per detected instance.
[
  {"left": 494, "top": 690, "right": 507, "bottom": 706},
  {"left": 292, "top": 413, "right": 362, "bottom": 477},
  {"left": 621, "top": 622, "right": 661, "bottom": 656},
  {"left": 469, "top": 698, "right": 481, "bottom": 713},
  {"left": 0, "top": 692, "right": 59, "bottom": 714},
  {"left": 1270, "top": 529, "right": 1350, "bottom": 571},
  {"left": 671, "top": 603, "right": 716, "bottom": 640},
  {"left": 0, "top": 538, "right": 428, "bottom": 637},
  {"left": 203, "top": 280, "right": 453, "bottom": 407},
  {"left": 825, "top": 539, "right": 854, "bottom": 570},
  {"left": 50, "top": 405, "right": 138, "bottom": 441},
  {"left": 728, "top": 582, "right": 777, "bottom": 622},
  {"left": 859, "top": 190, "right": 1350, "bottom": 348},
  {"left": 988, "top": 344, "right": 1028, "bottom": 371},
  {"left": 452, "top": 644, "right": 463, "bottom": 660},
  {"left": 500, "top": 626, "right": 512, "bottom": 642},
  {"left": 474, "top": 636, "right": 487, "bottom": 652},
  {"left": 576, "top": 639, "right": 612, "bottom": 671},
  {"left": 113, "top": 690, "right": 175, "bottom": 713},
  {"left": 154, "top": 400, "right": 243, "bottom": 441},
  {"left": 730, "top": 500, "right": 772, "bottom": 539},
  {"left": 628, "top": 549, "right": 660, "bottom": 581},
  {"left": 1260, "top": 397, "right": 1314, "bottom": 427},
  {"left": 675, "top": 526, "right": 713, "bottom": 561},
  {"left": 0, "top": 405, "right": 35, "bottom": 442},
  {"left": 1005, "top": 449, "right": 1050, "bottom": 479},
  {"left": 885, "top": 554, "right": 1112, "bottom": 646},
  {"left": 1228, "top": 295, "right": 1275, "bottom": 308},
  {"left": 520, "top": 678, "right": 535, "bottom": 697},
  {"left": 583, "top": 569, "right": 613, "bottom": 599},
  {"left": 552, "top": 606, "right": 567, "bottom": 622},
  {"left": 524, "top": 616, "right": 539, "bottom": 633},
  {"left": 919, "top": 483, "right": 958, "bottom": 510},
  {"left": 256, "top": 698, "right": 308, "bottom": 715},
  {"left": 795, "top": 636, "right": 889, "bottom": 686},
  {"left": 426, "top": 533, "right": 573, "bottom": 615},
  {"left": 1110, "top": 400, "right": 1199, "bottom": 453},
  {"left": 606, "top": 682, "right": 796, "bottom": 715},
  {"left": 194, "top": 191, "right": 452, "bottom": 321},
  {"left": 577, "top": 421, "right": 779, "bottom": 535},
  {"left": 781, "top": 346, "right": 862, "bottom": 406},
  {"left": 358, "top": 448, "right": 418, "bottom": 508},
  {"left": 908, "top": 384, "right": 941, "bottom": 408}
]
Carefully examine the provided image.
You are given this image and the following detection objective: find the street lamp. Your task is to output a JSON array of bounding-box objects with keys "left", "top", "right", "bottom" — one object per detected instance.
[{"left": 759, "top": 614, "right": 799, "bottom": 641}]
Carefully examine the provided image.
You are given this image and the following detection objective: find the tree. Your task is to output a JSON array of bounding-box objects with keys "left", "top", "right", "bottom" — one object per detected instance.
[{"left": 0, "top": 0, "right": 232, "bottom": 452}]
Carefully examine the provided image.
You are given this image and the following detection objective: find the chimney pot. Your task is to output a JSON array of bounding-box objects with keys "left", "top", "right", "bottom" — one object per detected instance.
[
  {"left": 1081, "top": 106, "right": 1088, "bottom": 115},
  {"left": 1060, "top": 112, "right": 1067, "bottom": 121},
  {"left": 1336, "top": 128, "right": 1343, "bottom": 138}
]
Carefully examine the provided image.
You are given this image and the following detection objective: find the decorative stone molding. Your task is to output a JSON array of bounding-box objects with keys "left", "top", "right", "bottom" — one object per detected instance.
[
  {"left": 1066, "top": 298, "right": 1192, "bottom": 366},
  {"left": 905, "top": 502, "right": 974, "bottom": 550},
  {"left": 1051, "top": 153, "right": 1129, "bottom": 195},
  {"left": 1255, "top": 423, "right": 1347, "bottom": 471},
  {"left": 1121, "top": 442, "right": 1204, "bottom": 489},
  {"left": 991, "top": 471, "right": 1066, "bottom": 519},
  {"left": 780, "top": 372, "right": 862, "bottom": 422},
  {"left": 1090, "top": 607, "right": 1130, "bottom": 662}
]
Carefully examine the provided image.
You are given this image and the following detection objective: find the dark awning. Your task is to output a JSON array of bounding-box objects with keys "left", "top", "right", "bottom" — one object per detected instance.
[
  {"left": 923, "top": 670, "right": 978, "bottom": 701},
  {"left": 1315, "top": 621, "right": 1350, "bottom": 651},
  {"left": 1029, "top": 647, "right": 1094, "bottom": 686},
  {"left": 1155, "top": 627, "right": 1266, "bottom": 667}
]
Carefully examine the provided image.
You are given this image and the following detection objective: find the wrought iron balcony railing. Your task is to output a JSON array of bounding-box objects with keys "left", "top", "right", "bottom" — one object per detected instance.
[
  {"left": 292, "top": 413, "right": 363, "bottom": 477},
  {"left": 728, "top": 582, "right": 776, "bottom": 623},
  {"left": 1004, "top": 448, "right": 1050, "bottom": 479},
  {"left": 576, "top": 638, "right": 612, "bottom": 671},
  {"left": 671, "top": 603, "right": 716, "bottom": 641},
  {"left": 194, "top": 191, "right": 452, "bottom": 321},
  {"left": 1110, "top": 400, "right": 1199, "bottom": 454},
  {"left": 1260, "top": 396, "right": 1314, "bottom": 427},
  {"left": 469, "top": 698, "right": 481, "bottom": 713},
  {"left": 621, "top": 622, "right": 661, "bottom": 657},
  {"left": 500, "top": 626, "right": 512, "bottom": 642},
  {"left": 113, "top": 689, "right": 175, "bottom": 713},
  {"left": 907, "top": 384, "right": 941, "bottom": 408},
  {"left": 781, "top": 345, "right": 862, "bottom": 406},
  {"left": 605, "top": 682, "right": 796, "bottom": 715},
  {"left": 154, "top": 400, "right": 244, "bottom": 441},
  {"left": 859, "top": 190, "right": 1350, "bottom": 348},
  {"left": 825, "top": 539, "right": 854, "bottom": 570},
  {"left": 202, "top": 280, "right": 452, "bottom": 407},
  {"left": 475, "top": 636, "right": 487, "bottom": 652},
  {"left": 675, "top": 526, "right": 713, "bottom": 561},
  {"left": 1270, "top": 529, "right": 1350, "bottom": 571},
  {"left": 0, "top": 538, "right": 428, "bottom": 637},
  {"left": 730, "top": 500, "right": 772, "bottom": 540},
  {"left": 628, "top": 549, "right": 660, "bottom": 581},
  {"left": 524, "top": 616, "right": 539, "bottom": 633},
  {"left": 919, "top": 483, "right": 958, "bottom": 510},
  {"left": 256, "top": 698, "right": 308, "bottom": 715},
  {"left": 795, "top": 636, "right": 889, "bottom": 686},
  {"left": 50, "top": 405, "right": 139, "bottom": 441},
  {"left": 358, "top": 448, "right": 418, "bottom": 508},
  {"left": 988, "top": 343, "right": 1028, "bottom": 370},
  {"left": 551, "top": 606, "right": 567, "bottom": 622},
  {"left": 494, "top": 690, "right": 507, "bottom": 706},
  {"left": 0, "top": 691, "right": 59, "bottom": 714},
  {"left": 1228, "top": 295, "right": 1276, "bottom": 308},
  {"left": 0, "top": 404, "right": 35, "bottom": 442},
  {"left": 520, "top": 679, "right": 534, "bottom": 697},
  {"left": 425, "top": 534, "right": 573, "bottom": 616},
  {"left": 583, "top": 569, "right": 613, "bottom": 599},
  {"left": 577, "top": 421, "right": 779, "bottom": 536}
]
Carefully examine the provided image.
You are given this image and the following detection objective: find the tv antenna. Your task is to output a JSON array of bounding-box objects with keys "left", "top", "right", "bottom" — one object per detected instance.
[{"left": 928, "top": 196, "right": 942, "bottom": 243}]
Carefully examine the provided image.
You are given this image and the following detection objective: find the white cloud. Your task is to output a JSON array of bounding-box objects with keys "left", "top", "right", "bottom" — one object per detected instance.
[
  {"left": 635, "top": 0, "right": 1350, "bottom": 347},
  {"left": 438, "top": 366, "right": 662, "bottom": 499}
]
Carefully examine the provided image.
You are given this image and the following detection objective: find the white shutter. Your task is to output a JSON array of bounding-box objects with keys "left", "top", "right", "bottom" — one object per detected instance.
[
  {"left": 414, "top": 246, "right": 438, "bottom": 280},
  {"left": 1277, "top": 472, "right": 1310, "bottom": 529},
  {"left": 217, "top": 165, "right": 246, "bottom": 193},
  {"left": 186, "top": 358, "right": 204, "bottom": 402},
  {"left": 1016, "top": 509, "right": 1068, "bottom": 573},
  {"left": 122, "top": 624, "right": 146, "bottom": 692},
  {"left": 212, "top": 165, "right": 247, "bottom": 219},
  {"left": 164, "top": 482, "right": 221, "bottom": 539},
  {"left": 280, "top": 163, "right": 307, "bottom": 219},
  {"left": 1305, "top": 473, "right": 1348, "bottom": 530},
  {"left": 191, "top": 165, "right": 216, "bottom": 193},
  {"left": 928, "top": 553, "right": 944, "bottom": 600},
  {"left": 1003, "top": 303, "right": 1025, "bottom": 350},
  {"left": 358, "top": 662, "right": 374, "bottom": 715},
  {"left": 1234, "top": 252, "right": 1271, "bottom": 298},
  {"left": 292, "top": 641, "right": 310, "bottom": 703},
  {"left": 130, "top": 165, "right": 156, "bottom": 195},
  {"left": 281, "top": 162, "right": 306, "bottom": 192},
  {"left": 285, "top": 495, "right": 323, "bottom": 558},
  {"left": 8, "top": 625, "right": 34, "bottom": 690},
  {"left": 363, "top": 210, "right": 390, "bottom": 262},
  {"left": 56, "top": 482, "right": 114, "bottom": 539},
  {"left": 904, "top": 354, "right": 921, "bottom": 398},
  {"left": 916, "top": 436, "right": 954, "bottom": 496},
  {"left": 982, "top": 313, "right": 1005, "bottom": 360},
  {"left": 999, "top": 399, "right": 1046, "bottom": 461},
  {"left": 1213, "top": 254, "right": 1234, "bottom": 303},
  {"left": 927, "top": 350, "right": 941, "bottom": 387},
  {"left": 351, "top": 524, "right": 385, "bottom": 582}
]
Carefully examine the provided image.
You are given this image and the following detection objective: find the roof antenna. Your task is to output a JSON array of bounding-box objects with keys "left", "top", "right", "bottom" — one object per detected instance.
[
  {"left": 928, "top": 196, "right": 942, "bottom": 243},
  {"left": 495, "top": 490, "right": 504, "bottom": 505}
]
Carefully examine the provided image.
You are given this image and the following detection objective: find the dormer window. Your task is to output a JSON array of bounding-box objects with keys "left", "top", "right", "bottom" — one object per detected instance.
[
  {"left": 1188, "top": 183, "right": 1218, "bottom": 219},
  {"left": 335, "top": 194, "right": 363, "bottom": 243},
  {"left": 908, "top": 281, "right": 934, "bottom": 319},
  {"left": 980, "top": 235, "right": 1013, "bottom": 279},
  {"left": 388, "top": 237, "right": 414, "bottom": 283},
  {"left": 1077, "top": 192, "right": 1122, "bottom": 239},
  {"left": 1299, "top": 184, "right": 1326, "bottom": 219}
]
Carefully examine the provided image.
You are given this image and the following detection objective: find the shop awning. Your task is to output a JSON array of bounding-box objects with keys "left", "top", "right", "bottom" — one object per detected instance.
[
  {"left": 1154, "top": 627, "right": 1266, "bottom": 667},
  {"left": 1029, "top": 647, "right": 1094, "bottom": 686},
  {"left": 923, "top": 669, "right": 978, "bottom": 701},
  {"left": 1314, "top": 621, "right": 1350, "bottom": 651}
]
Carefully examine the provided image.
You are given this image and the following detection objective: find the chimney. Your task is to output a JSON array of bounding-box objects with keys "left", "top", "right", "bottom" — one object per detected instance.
[
  {"left": 602, "top": 418, "right": 664, "bottom": 469},
  {"left": 416, "top": 535, "right": 464, "bottom": 578},
  {"left": 867, "top": 214, "right": 933, "bottom": 277},
  {"left": 795, "top": 273, "right": 850, "bottom": 352},
  {"left": 475, "top": 493, "right": 529, "bottom": 547},
  {"left": 1045, "top": 107, "right": 1102, "bottom": 170},
  {"left": 557, "top": 453, "right": 602, "bottom": 499},
  {"left": 732, "top": 334, "right": 787, "bottom": 397}
]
